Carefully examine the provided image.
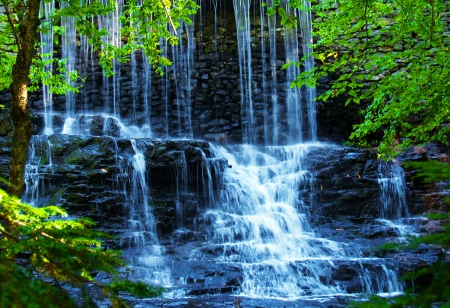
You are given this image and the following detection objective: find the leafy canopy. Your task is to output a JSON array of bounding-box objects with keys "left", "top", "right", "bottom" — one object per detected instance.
[
  {"left": 0, "top": 0, "right": 198, "bottom": 94},
  {"left": 0, "top": 188, "right": 163, "bottom": 307},
  {"left": 287, "top": 0, "right": 450, "bottom": 158}
]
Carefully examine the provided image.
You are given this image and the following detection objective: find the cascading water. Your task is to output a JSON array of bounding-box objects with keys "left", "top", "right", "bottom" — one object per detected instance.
[
  {"left": 197, "top": 144, "right": 403, "bottom": 298},
  {"left": 231, "top": 0, "right": 317, "bottom": 144},
  {"left": 22, "top": 135, "right": 170, "bottom": 287},
  {"left": 377, "top": 160, "right": 415, "bottom": 240},
  {"left": 118, "top": 139, "right": 170, "bottom": 285},
  {"left": 283, "top": 5, "right": 304, "bottom": 143},
  {"left": 300, "top": 1, "right": 317, "bottom": 141},
  {"left": 267, "top": 0, "right": 279, "bottom": 145},
  {"left": 170, "top": 23, "right": 195, "bottom": 138},
  {"left": 40, "top": 0, "right": 55, "bottom": 135},
  {"left": 378, "top": 160, "right": 409, "bottom": 220},
  {"left": 37, "top": 0, "right": 317, "bottom": 144},
  {"left": 60, "top": 2, "right": 77, "bottom": 122},
  {"left": 23, "top": 136, "right": 54, "bottom": 204},
  {"left": 233, "top": 0, "right": 255, "bottom": 144}
]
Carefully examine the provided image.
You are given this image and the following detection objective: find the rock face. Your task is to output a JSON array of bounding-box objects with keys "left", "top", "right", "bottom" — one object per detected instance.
[
  {"left": 7, "top": 135, "right": 440, "bottom": 298},
  {"left": 22, "top": 135, "right": 224, "bottom": 235},
  {"left": 0, "top": 1, "right": 356, "bottom": 147}
]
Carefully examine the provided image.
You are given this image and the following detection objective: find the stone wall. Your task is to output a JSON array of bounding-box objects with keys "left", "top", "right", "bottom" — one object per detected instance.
[{"left": 0, "top": 1, "right": 353, "bottom": 146}]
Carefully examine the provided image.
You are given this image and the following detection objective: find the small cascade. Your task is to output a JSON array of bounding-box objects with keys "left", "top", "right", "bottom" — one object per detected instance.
[
  {"left": 170, "top": 22, "right": 195, "bottom": 138},
  {"left": 39, "top": 1, "right": 55, "bottom": 135},
  {"left": 174, "top": 152, "right": 189, "bottom": 227},
  {"left": 118, "top": 139, "right": 170, "bottom": 285},
  {"left": 233, "top": 0, "right": 255, "bottom": 144},
  {"left": 299, "top": 1, "right": 317, "bottom": 141},
  {"left": 60, "top": 2, "right": 77, "bottom": 121},
  {"left": 22, "top": 135, "right": 170, "bottom": 287},
  {"left": 283, "top": 5, "right": 303, "bottom": 144},
  {"left": 377, "top": 160, "right": 413, "bottom": 239},
  {"left": 267, "top": 0, "right": 279, "bottom": 145},
  {"left": 198, "top": 144, "right": 403, "bottom": 298},
  {"left": 378, "top": 160, "right": 409, "bottom": 220},
  {"left": 23, "top": 135, "right": 54, "bottom": 204}
]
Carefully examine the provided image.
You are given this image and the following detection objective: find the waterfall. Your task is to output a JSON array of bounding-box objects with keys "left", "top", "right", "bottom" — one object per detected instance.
[
  {"left": 198, "top": 144, "right": 403, "bottom": 297},
  {"left": 99, "top": 0, "right": 123, "bottom": 119},
  {"left": 23, "top": 135, "right": 54, "bottom": 204},
  {"left": 170, "top": 23, "right": 195, "bottom": 138},
  {"left": 378, "top": 160, "right": 409, "bottom": 220},
  {"left": 37, "top": 0, "right": 317, "bottom": 143},
  {"left": 119, "top": 139, "right": 170, "bottom": 285},
  {"left": 22, "top": 136, "right": 170, "bottom": 287},
  {"left": 283, "top": 5, "right": 303, "bottom": 144},
  {"left": 300, "top": 1, "right": 317, "bottom": 141},
  {"left": 40, "top": 1, "right": 55, "bottom": 135},
  {"left": 175, "top": 152, "right": 188, "bottom": 227},
  {"left": 232, "top": 0, "right": 317, "bottom": 145},
  {"left": 267, "top": 0, "right": 279, "bottom": 145},
  {"left": 233, "top": 0, "right": 255, "bottom": 144},
  {"left": 377, "top": 160, "right": 413, "bottom": 240},
  {"left": 142, "top": 54, "right": 153, "bottom": 137},
  {"left": 60, "top": 2, "right": 77, "bottom": 122}
]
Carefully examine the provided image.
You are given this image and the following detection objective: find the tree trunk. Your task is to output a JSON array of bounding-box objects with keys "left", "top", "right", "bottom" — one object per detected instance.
[{"left": 8, "top": 0, "right": 41, "bottom": 198}]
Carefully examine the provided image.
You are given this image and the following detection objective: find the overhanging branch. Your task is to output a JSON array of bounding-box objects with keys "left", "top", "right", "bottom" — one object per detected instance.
[{"left": 1, "top": 0, "right": 22, "bottom": 50}]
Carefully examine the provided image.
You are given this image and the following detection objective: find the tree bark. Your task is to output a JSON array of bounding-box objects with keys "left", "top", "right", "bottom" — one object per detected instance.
[{"left": 8, "top": 0, "right": 41, "bottom": 198}]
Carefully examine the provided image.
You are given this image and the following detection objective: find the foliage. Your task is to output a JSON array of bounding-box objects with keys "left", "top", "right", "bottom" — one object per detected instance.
[
  {"left": 0, "top": 0, "right": 198, "bottom": 94},
  {"left": 0, "top": 188, "right": 163, "bottom": 307},
  {"left": 404, "top": 159, "right": 450, "bottom": 184},
  {"left": 285, "top": 0, "right": 450, "bottom": 159}
]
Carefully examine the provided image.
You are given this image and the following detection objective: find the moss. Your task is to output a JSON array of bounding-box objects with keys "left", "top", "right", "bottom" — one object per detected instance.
[{"left": 48, "top": 187, "right": 67, "bottom": 205}]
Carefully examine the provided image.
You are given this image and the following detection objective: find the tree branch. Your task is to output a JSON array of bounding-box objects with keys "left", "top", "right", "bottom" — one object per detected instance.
[
  {"left": 161, "top": 0, "right": 177, "bottom": 35},
  {"left": 430, "top": 0, "right": 434, "bottom": 42},
  {"left": 1, "top": 0, "right": 22, "bottom": 50}
]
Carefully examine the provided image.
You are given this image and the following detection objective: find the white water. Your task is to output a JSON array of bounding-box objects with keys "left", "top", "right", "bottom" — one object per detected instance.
[
  {"left": 22, "top": 136, "right": 170, "bottom": 287},
  {"left": 233, "top": 0, "right": 255, "bottom": 144},
  {"left": 283, "top": 6, "right": 304, "bottom": 144},
  {"left": 60, "top": 2, "right": 77, "bottom": 121},
  {"left": 267, "top": 0, "right": 280, "bottom": 145},
  {"left": 24, "top": 136, "right": 54, "bottom": 204},
  {"left": 199, "top": 144, "right": 402, "bottom": 297},
  {"left": 118, "top": 139, "right": 170, "bottom": 285},
  {"left": 40, "top": 1, "right": 55, "bottom": 135},
  {"left": 378, "top": 160, "right": 409, "bottom": 220},
  {"left": 299, "top": 1, "right": 317, "bottom": 141},
  {"left": 377, "top": 160, "right": 416, "bottom": 240}
]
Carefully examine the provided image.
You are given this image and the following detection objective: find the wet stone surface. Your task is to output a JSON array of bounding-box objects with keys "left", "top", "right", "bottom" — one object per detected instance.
[{"left": 0, "top": 135, "right": 445, "bottom": 304}]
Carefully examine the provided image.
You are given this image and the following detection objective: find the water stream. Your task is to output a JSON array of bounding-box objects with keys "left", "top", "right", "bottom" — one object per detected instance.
[
  {"left": 197, "top": 144, "right": 403, "bottom": 298},
  {"left": 119, "top": 139, "right": 170, "bottom": 285},
  {"left": 377, "top": 160, "right": 417, "bottom": 240}
]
